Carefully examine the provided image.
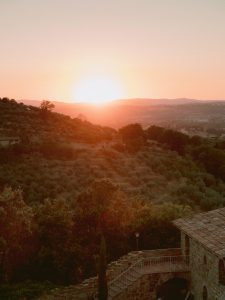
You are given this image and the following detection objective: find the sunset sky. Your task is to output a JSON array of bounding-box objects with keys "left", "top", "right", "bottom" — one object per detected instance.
[{"left": 1, "top": 0, "right": 225, "bottom": 102}]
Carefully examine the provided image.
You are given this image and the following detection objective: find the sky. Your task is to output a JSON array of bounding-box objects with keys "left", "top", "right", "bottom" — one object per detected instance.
[{"left": 0, "top": 0, "right": 225, "bottom": 102}]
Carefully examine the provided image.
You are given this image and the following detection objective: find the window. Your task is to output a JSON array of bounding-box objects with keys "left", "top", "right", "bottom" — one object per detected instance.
[
  {"left": 203, "top": 286, "right": 208, "bottom": 300},
  {"left": 203, "top": 255, "right": 207, "bottom": 265},
  {"left": 185, "top": 235, "right": 190, "bottom": 257},
  {"left": 219, "top": 259, "right": 225, "bottom": 285}
]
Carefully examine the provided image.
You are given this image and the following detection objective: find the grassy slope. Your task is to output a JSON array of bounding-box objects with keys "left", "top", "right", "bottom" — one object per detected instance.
[{"left": 0, "top": 98, "right": 225, "bottom": 210}]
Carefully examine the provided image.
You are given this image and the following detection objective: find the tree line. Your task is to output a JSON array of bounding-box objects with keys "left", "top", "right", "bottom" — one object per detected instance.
[{"left": 0, "top": 180, "right": 190, "bottom": 287}]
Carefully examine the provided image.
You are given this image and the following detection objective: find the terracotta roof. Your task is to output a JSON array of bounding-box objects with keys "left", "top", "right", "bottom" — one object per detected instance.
[{"left": 173, "top": 207, "right": 225, "bottom": 257}]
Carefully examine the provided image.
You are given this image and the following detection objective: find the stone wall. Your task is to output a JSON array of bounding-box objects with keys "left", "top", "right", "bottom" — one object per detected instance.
[
  {"left": 181, "top": 232, "right": 225, "bottom": 300},
  {"left": 115, "top": 272, "right": 190, "bottom": 300}
]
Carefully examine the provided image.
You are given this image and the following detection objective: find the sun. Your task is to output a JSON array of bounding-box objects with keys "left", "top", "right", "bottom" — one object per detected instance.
[{"left": 74, "top": 75, "right": 124, "bottom": 104}]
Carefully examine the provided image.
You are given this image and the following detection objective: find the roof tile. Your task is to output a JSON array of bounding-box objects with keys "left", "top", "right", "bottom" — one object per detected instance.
[{"left": 173, "top": 207, "right": 225, "bottom": 257}]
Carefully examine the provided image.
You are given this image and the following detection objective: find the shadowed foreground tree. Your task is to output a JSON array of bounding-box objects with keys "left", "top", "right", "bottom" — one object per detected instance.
[
  {"left": 97, "top": 236, "right": 108, "bottom": 300},
  {"left": 35, "top": 198, "right": 80, "bottom": 284},
  {"left": 131, "top": 202, "right": 193, "bottom": 250},
  {"left": 0, "top": 188, "right": 34, "bottom": 283},
  {"left": 0, "top": 184, "right": 195, "bottom": 287},
  {"left": 75, "top": 179, "right": 135, "bottom": 264}
]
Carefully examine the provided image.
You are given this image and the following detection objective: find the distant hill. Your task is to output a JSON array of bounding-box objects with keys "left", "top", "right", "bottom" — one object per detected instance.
[
  {"left": 112, "top": 98, "right": 200, "bottom": 106},
  {"left": 21, "top": 97, "right": 200, "bottom": 108},
  {"left": 20, "top": 98, "right": 225, "bottom": 128}
]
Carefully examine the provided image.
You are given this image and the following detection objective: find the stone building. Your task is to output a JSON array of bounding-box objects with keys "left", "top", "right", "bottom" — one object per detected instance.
[
  {"left": 38, "top": 207, "right": 225, "bottom": 300},
  {"left": 174, "top": 207, "right": 225, "bottom": 300}
]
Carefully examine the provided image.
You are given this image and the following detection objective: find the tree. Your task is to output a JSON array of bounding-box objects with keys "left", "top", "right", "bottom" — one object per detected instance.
[
  {"left": 40, "top": 100, "right": 55, "bottom": 112},
  {"left": 0, "top": 187, "right": 34, "bottom": 282},
  {"left": 119, "top": 123, "right": 144, "bottom": 142},
  {"left": 193, "top": 146, "right": 225, "bottom": 181},
  {"left": 132, "top": 202, "right": 192, "bottom": 250},
  {"left": 35, "top": 198, "right": 79, "bottom": 283},
  {"left": 190, "top": 135, "right": 203, "bottom": 146},
  {"left": 161, "top": 129, "right": 189, "bottom": 155},
  {"left": 39, "top": 100, "right": 55, "bottom": 119},
  {"left": 97, "top": 236, "right": 108, "bottom": 300},
  {"left": 75, "top": 179, "right": 118, "bottom": 235},
  {"left": 119, "top": 124, "right": 145, "bottom": 152},
  {"left": 146, "top": 125, "right": 165, "bottom": 141},
  {"left": 74, "top": 179, "right": 134, "bottom": 269},
  {"left": 146, "top": 126, "right": 189, "bottom": 155}
]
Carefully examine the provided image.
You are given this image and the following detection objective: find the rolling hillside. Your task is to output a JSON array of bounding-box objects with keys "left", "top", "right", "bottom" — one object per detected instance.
[
  {"left": 1, "top": 97, "right": 225, "bottom": 298},
  {"left": 1, "top": 97, "right": 225, "bottom": 209}
]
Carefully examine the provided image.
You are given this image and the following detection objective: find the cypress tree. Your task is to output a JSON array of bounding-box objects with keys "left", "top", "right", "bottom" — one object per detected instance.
[{"left": 97, "top": 236, "right": 108, "bottom": 300}]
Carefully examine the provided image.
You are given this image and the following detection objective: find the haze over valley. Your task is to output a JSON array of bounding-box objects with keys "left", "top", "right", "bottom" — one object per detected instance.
[{"left": 20, "top": 98, "right": 225, "bottom": 138}]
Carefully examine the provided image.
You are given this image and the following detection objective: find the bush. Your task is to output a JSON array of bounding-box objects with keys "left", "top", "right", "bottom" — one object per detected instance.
[{"left": 0, "top": 281, "right": 56, "bottom": 300}]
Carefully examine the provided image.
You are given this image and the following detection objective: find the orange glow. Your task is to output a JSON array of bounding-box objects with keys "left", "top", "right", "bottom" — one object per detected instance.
[
  {"left": 73, "top": 75, "right": 124, "bottom": 104},
  {"left": 1, "top": 1, "right": 225, "bottom": 101}
]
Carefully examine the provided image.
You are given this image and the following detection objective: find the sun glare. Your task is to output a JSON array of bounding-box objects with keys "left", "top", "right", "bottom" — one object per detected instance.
[{"left": 74, "top": 76, "right": 124, "bottom": 104}]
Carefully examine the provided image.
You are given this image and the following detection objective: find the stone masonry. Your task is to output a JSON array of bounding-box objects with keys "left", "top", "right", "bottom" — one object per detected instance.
[{"left": 175, "top": 208, "right": 225, "bottom": 299}]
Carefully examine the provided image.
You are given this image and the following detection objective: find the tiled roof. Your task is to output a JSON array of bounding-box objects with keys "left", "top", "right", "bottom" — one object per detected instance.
[{"left": 173, "top": 207, "right": 225, "bottom": 257}]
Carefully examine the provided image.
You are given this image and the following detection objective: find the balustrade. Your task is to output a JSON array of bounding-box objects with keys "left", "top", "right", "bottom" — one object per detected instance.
[{"left": 108, "top": 255, "right": 189, "bottom": 299}]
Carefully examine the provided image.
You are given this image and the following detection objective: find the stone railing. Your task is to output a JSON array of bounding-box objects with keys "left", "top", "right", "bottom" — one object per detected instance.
[
  {"left": 108, "top": 255, "right": 189, "bottom": 299},
  {"left": 141, "top": 255, "right": 189, "bottom": 274}
]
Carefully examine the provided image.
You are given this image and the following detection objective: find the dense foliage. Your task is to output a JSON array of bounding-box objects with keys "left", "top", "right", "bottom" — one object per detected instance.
[{"left": 1, "top": 98, "right": 225, "bottom": 297}]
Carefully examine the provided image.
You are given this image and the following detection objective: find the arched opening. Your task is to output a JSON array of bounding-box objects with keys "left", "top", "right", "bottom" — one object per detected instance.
[
  {"left": 185, "top": 235, "right": 190, "bottom": 257},
  {"left": 156, "top": 277, "right": 192, "bottom": 300},
  {"left": 203, "top": 286, "right": 208, "bottom": 300},
  {"left": 219, "top": 259, "right": 225, "bottom": 285}
]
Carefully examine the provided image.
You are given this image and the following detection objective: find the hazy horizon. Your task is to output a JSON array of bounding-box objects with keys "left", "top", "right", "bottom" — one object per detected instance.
[
  {"left": 1, "top": 0, "right": 225, "bottom": 102},
  {"left": 17, "top": 97, "right": 225, "bottom": 105}
]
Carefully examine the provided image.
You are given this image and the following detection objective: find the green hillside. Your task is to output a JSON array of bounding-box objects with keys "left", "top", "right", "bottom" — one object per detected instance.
[
  {"left": 1, "top": 97, "right": 225, "bottom": 298},
  {"left": 1, "top": 97, "right": 224, "bottom": 209},
  {"left": 1, "top": 138, "right": 225, "bottom": 209}
]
